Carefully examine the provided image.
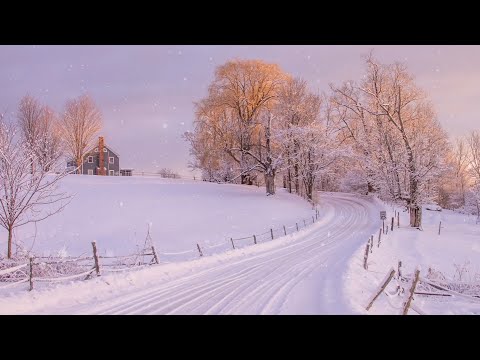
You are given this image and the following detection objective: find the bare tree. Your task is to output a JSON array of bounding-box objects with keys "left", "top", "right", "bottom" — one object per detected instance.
[
  {"left": 17, "top": 95, "right": 43, "bottom": 172},
  {"left": 36, "top": 106, "right": 63, "bottom": 172},
  {"left": 18, "top": 96, "right": 65, "bottom": 173},
  {"left": 0, "top": 117, "right": 72, "bottom": 258},
  {"left": 59, "top": 94, "right": 102, "bottom": 173}
]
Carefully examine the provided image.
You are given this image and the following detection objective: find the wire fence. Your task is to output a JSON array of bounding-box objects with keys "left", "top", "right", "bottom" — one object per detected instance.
[
  {"left": 0, "top": 242, "right": 159, "bottom": 292},
  {"left": 0, "top": 208, "right": 321, "bottom": 292}
]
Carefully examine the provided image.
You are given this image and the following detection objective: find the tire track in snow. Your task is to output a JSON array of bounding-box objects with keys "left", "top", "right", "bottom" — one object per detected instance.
[{"left": 68, "top": 193, "right": 379, "bottom": 315}]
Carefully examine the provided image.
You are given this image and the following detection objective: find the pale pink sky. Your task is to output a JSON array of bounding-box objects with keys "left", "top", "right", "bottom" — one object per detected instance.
[{"left": 0, "top": 45, "right": 478, "bottom": 174}]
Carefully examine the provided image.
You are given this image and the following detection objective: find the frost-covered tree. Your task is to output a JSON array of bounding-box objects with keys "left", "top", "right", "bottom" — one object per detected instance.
[
  {"left": 359, "top": 56, "right": 449, "bottom": 227},
  {"left": 0, "top": 116, "right": 71, "bottom": 258},
  {"left": 188, "top": 59, "right": 289, "bottom": 194},
  {"left": 275, "top": 77, "right": 321, "bottom": 195},
  {"left": 276, "top": 88, "right": 346, "bottom": 201},
  {"left": 330, "top": 54, "right": 449, "bottom": 227},
  {"left": 467, "top": 131, "right": 480, "bottom": 218},
  {"left": 437, "top": 137, "right": 470, "bottom": 209}
]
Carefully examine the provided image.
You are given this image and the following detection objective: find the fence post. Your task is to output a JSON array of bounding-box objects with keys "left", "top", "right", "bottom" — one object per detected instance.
[
  {"left": 253, "top": 235, "right": 257, "bottom": 245},
  {"left": 363, "top": 243, "right": 370, "bottom": 270},
  {"left": 270, "top": 228, "right": 274, "bottom": 240},
  {"left": 370, "top": 235, "right": 373, "bottom": 253},
  {"left": 296, "top": 223, "right": 299, "bottom": 231},
  {"left": 391, "top": 217, "right": 394, "bottom": 231},
  {"left": 197, "top": 243, "right": 203, "bottom": 257},
  {"left": 397, "top": 212, "right": 400, "bottom": 228},
  {"left": 366, "top": 268, "right": 396, "bottom": 311},
  {"left": 438, "top": 221, "right": 442, "bottom": 235},
  {"left": 91, "top": 241, "right": 100, "bottom": 276},
  {"left": 312, "top": 216, "right": 315, "bottom": 224},
  {"left": 382, "top": 220, "right": 385, "bottom": 234},
  {"left": 230, "top": 238, "right": 235, "bottom": 250},
  {"left": 283, "top": 225, "right": 287, "bottom": 236},
  {"left": 29, "top": 256, "right": 34, "bottom": 291},
  {"left": 151, "top": 245, "right": 159, "bottom": 264},
  {"left": 402, "top": 267, "right": 421, "bottom": 315},
  {"left": 377, "top": 228, "right": 382, "bottom": 248},
  {"left": 398, "top": 260, "right": 402, "bottom": 278}
]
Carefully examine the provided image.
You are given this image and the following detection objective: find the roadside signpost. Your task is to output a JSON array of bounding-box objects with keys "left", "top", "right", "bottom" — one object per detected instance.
[{"left": 380, "top": 211, "right": 386, "bottom": 233}]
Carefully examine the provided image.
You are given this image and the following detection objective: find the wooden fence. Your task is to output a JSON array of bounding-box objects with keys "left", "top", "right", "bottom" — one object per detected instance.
[{"left": 1, "top": 208, "right": 320, "bottom": 292}]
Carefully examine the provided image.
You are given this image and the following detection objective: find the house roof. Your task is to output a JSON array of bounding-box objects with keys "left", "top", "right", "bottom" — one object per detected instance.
[{"left": 86, "top": 143, "right": 120, "bottom": 157}]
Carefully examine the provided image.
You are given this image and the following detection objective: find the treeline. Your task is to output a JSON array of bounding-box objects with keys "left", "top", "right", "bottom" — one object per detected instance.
[
  {"left": 439, "top": 132, "right": 480, "bottom": 215},
  {"left": 185, "top": 54, "right": 479, "bottom": 227}
]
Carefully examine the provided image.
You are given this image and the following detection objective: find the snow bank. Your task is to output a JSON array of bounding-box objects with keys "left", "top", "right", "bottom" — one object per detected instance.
[{"left": 344, "top": 201, "right": 480, "bottom": 315}]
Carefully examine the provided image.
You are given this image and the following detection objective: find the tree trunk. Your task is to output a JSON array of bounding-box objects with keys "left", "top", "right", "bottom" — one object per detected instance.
[
  {"left": 306, "top": 181, "right": 313, "bottom": 201},
  {"left": 264, "top": 113, "right": 275, "bottom": 196},
  {"left": 409, "top": 204, "right": 422, "bottom": 228},
  {"left": 7, "top": 226, "right": 13, "bottom": 259},
  {"left": 265, "top": 172, "right": 275, "bottom": 195},
  {"left": 76, "top": 157, "right": 82, "bottom": 175},
  {"left": 287, "top": 168, "right": 292, "bottom": 193},
  {"left": 367, "top": 181, "right": 374, "bottom": 195},
  {"left": 240, "top": 173, "right": 248, "bottom": 184},
  {"left": 294, "top": 164, "right": 299, "bottom": 194}
]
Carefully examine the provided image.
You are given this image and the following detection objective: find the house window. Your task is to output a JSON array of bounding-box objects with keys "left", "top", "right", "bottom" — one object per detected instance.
[
  {"left": 95, "top": 148, "right": 98, "bottom": 152},
  {"left": 87, "top": 169, "right": 94, "bottom": 175},
  {"left": 88, "top": 156, "right": 93, "bottom": 163},
  {"left": 103, "top": 148, "right": 107, "bottom": 152},
  {"left": 109, "top": 157, "right": 114, "bottom": 164},
  {"left": 109, "top": 170, "right": 114, "bottom": 176}
]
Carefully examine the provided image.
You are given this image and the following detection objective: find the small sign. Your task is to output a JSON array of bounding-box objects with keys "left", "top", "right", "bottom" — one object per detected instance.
[{"left": 380, "top": 211, "right": 387, "bottom": 220}]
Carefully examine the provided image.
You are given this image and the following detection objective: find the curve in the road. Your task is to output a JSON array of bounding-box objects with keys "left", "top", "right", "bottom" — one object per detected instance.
[{"left": 71, "top": 193, "right": 380, "bottom": 315}]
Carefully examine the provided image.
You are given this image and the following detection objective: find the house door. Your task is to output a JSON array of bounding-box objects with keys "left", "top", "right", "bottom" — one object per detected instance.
[
  {"left": 87, "top": 169, "right": 93, "bottom": 175},
  {"left": 109, "top": 170, "right": 115, "bottom": 176}
]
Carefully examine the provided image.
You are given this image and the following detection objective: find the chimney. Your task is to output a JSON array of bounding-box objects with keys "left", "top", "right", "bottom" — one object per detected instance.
[{"left": 98, "top": 136, "right": 105, "bottom": 176}]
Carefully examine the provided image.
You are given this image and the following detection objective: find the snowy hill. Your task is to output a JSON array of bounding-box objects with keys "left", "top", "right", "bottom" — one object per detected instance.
[{"left": 0, "top": 175, "right": 315, "bottom": 258}]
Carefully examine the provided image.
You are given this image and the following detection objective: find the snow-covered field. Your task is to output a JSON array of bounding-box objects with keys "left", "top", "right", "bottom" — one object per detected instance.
[
  {"left": 0, "top": 175, "right": 315, "bottom": 259},
  {"left": 345, "top": 202, "right": 480, "bottom": 315}
]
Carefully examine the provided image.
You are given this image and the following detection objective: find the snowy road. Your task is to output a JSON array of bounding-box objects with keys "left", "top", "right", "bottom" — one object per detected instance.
[{"left": 55, "top": 193, "right": 380, "bottom": 315}]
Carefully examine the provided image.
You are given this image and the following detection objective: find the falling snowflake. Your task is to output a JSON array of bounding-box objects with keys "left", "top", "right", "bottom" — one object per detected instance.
[
  {"left": 163, "top": 123, "right": 168, "bottom": 129},
  {"left": 183, "top": 77, "right": 188, "bottom": 81}
]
